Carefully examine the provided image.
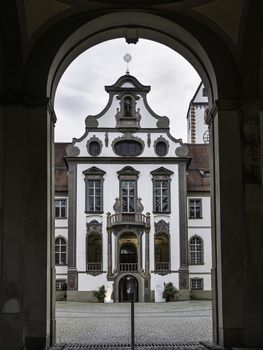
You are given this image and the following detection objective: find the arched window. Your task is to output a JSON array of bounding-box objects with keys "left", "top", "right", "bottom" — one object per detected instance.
[
  {"left": 55, "top": 237, "right": 67, "bottom": 265},
  {"left": 154, "top": 232, "right": 170, "bottom": 271},
  {"left": 189, "top": 236, "right": 203, "bottom": 264},
  {"left": 86, "top": 232, "right": 102, "bottom": 272}
]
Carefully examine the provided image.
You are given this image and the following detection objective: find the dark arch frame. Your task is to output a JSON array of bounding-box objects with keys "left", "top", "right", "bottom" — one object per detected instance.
[{"left": 19, "top": 8, "right": 250, "bottom": 349}]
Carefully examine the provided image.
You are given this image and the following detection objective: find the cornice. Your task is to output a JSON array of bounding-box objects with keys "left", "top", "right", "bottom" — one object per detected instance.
[{"left": 206, "top": 98, "right": 263, "bottom": 125}]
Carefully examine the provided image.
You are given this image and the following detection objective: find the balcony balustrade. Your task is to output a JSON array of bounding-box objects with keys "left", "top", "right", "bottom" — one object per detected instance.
[
  {"left": 107, "top": 212, "right": 150, "bottom": 228},
  {"left": 155, "top": 262, "right": 169, "bottom": 271},
  {"left": 87, "top": 262, "right": 102, "bottom": 271},
  {"left": 119, "top": 263, "right": 138, "bottom": 272}
]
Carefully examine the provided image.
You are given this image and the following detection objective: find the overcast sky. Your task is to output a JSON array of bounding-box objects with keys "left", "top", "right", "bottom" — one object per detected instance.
[{"left": 54, "top": 38, "right": 201, "bottom": 142}]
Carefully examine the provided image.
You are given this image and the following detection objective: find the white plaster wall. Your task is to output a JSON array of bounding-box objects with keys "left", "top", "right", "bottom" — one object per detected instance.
[
  {"left": 78, "top": 273, "right": 108, "bottom": 290},
  {"left": 55, "top": 227, "right": 68, "bottom": 239},
  {"left": 187, "top": 195, "right": 211, "bottom": 227},
  {"left": 56, "top": 266, "right": 67, "bottom": 275},
  {"left": 187, "top": 194, "right": 212, "bottom": 290},
  {"left": 151, "top": 273, "right": 179, "bottom": 293},
  {"left": 188, "top": 227, "right": 212, "bottom": 273},
  {"left": 194, "top": 105, "right": 209, "bottom": 144},
  {"left": 194, "top": 84, "right": 208, "bottom": 104},
  {"left": 75, "top": 130, "right": 181, "bottom": 158}
]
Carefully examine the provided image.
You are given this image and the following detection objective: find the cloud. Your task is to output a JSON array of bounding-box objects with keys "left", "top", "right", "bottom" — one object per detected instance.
[{"left": 54, "top": 38, "right": 200, "bottom": 142}]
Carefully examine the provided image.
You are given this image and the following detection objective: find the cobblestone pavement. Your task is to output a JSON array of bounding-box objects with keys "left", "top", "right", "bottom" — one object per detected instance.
[{"left": 55, "top": 300, "right": 212, "bottom": 346}]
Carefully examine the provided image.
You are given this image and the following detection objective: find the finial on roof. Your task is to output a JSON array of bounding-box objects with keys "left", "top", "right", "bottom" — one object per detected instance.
[{"left": 123, "top": 53, "right": 132, "bottom": 74}]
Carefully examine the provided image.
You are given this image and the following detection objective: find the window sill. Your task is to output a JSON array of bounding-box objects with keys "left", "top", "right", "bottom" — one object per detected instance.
[
  {"left": 189, "top": 263, "right": 204, "bottom": 265},
  {"left": 55, "top": 217, "right": 68, "bottom": 220},
  {"left": 190, "top": 288, "right": 203, "bottom": 291},
  {"left": 153, "top": 211, "right": 171, "bottom": 214},
  {"left": 188, "top": 217, "right": 203, "bottom": 220},
  {"left": 85, "top": 211, "right": 104, "bottom": 214},
  {"left": 55, "top": 264, "right": 68, "bottom": 266}
]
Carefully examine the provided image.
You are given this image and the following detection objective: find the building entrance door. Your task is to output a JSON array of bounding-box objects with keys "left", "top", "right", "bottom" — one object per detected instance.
[{"left": 119, "top": 275, "right": 138, "bottom": 302}]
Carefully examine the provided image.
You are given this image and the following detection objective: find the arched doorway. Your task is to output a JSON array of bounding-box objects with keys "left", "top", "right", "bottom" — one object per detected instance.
[
  {"left": 118, "top": 232, "right": 139, "bottom": 272},
  {"left": 119, "top": 275, "right": 139, "bottom": 302}
]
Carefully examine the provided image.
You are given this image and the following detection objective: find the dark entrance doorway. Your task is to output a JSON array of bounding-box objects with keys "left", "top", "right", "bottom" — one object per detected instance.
[{"left": 119, "top": 275, "right": 138, "bottom": 302}]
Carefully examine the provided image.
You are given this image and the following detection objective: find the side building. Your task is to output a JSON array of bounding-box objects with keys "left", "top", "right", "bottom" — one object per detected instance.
[
  {"left": 54, "top": 75, "right": 211, "bottom": 302},
  {"left": 186, "top": 82, "right": 209, "bottom": 144}
]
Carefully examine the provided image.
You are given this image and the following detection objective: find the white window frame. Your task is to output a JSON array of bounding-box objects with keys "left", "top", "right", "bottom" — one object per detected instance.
[
  {"left": 190, "top": 278, "right": 203, "bottom": 290},
  {"left": 189, "top": 198, "right": 202, "bottom": 219},
  {"left": 189, "top": 235, "right": 204, "bottom": 264},
  {"left": 56, "top": 279, "right": 67, "bottom": 291},
  {"left": 55, "top": 236, "right": 67, "bottom": 265},
  {"left": 55, "top": 198, "right": 67, "bottom": 219}
]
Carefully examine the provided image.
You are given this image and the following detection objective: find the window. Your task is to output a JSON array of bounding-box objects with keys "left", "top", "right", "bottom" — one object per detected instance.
[
  {"left": 202, "top": 87, "right": 208, "bottom": 97},
  {"left": 151, "top": 168, "right": 173, "bottom": 213},
  {"left": 88, "top": 141, "right": 101, "bottom": 156},
  {"left": 55, "top": 199, "right": 67, "bottom": 218},
  {"left": 86, "top": 136, "right": 102, "bottom": 156},
  {"left": 154, "top": 181, "right": 168, "bottom": 212},
  {"left": 189, "top": 199, "right": 202, "bottom": 218},
  {"left": 55, "top": 237, "right": 67, "bottom": 265},
  {"left": 56, "top": 279, "right": 67, "bottom": 291},
  {"left": 83, "top": 167, "right": 105, "bottom": 213},
  {"left": 190, "top": 278, "right": 203, "bottom": 290},
  {"left": 154, "top": 232, "right": 170, "bottom": 272},
  {"left": 87, "top": 232, "right": 102, "bottom": 272},
  {"left": 155, "top": 141, "right": 168, "bottom": 156},
  {"left": 121, "top": 181, "right": 135, "bottom": 212},
  {"left": 189, "top": 236, "right": 203, "bottom": 264},
  {"left": 154, "top": 137, "right": 169, "bottom": 157},
  {"left": 114, "top": 140, "right": 143, "bottom": 156},
  {"left": 87, "top": 180, "right": 102, "bottom": 212}
]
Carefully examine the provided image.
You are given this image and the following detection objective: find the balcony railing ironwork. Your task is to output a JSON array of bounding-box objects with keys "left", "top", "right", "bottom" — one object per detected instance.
[
  {"left": 155, "top": 262, "right": 169, "bottom": 271},
  {"left": 87, "top": 262, "right": 102, "bottom": 271},
  {"left": 107, "top": 212, "right": 150, "bottom": 228},
  {"left": 119, "top": 263, "right": 138, "bottom": 272}
]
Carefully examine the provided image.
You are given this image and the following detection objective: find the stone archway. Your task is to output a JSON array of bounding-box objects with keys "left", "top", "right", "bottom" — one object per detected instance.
[
  {"left": 119, "top": 275, "right": 139, "bottom": 302},
  {"left": 2, "top": 3, "right": 263, "bottom": 348}
]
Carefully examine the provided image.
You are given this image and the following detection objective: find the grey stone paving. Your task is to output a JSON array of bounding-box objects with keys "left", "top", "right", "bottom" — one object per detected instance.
[{"left": 55, "top": 300, "right": 212, "bottom": 346}]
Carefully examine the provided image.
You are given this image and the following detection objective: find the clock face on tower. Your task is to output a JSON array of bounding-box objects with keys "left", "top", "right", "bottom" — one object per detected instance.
[{"left": 203, "top": 130, "right": 209, "bottom": 144}]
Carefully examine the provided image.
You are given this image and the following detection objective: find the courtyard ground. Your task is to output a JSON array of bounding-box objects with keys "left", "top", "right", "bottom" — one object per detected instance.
[{"left": 55, "top": 300, "right": 212, "bottom": 345}]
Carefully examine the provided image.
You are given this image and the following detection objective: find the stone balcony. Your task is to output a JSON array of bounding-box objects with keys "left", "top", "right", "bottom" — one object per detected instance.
[
  {"left": 119, "top": 263, "right": 138, "bottom": 272},
  {"left": 107, "top": 212, "right": 150, "bottom": 229}
]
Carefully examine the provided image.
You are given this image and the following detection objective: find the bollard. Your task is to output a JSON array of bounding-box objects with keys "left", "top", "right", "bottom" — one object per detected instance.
[{"left": 131, "top": 300, "right": 135, "bottom": 350}]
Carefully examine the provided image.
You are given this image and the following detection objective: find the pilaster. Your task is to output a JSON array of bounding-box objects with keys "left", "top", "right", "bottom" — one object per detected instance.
[
  {"left": 67, "top": 161, "right": 78, "bottom": 290},
  {"left": 107, "top": 226, "right": 113, "bottom": 277},
  {"left": 144, "top": 228, "right": 150, "bottom": 275},
  {"left": 208, "top": 98, "right": 263, "bottom": 347},
  {"left": 178, "top": 161, "right": 189, "bottom": 290},
  {"left": 0, "top": 95, "right": 55, "bottom": 349}
]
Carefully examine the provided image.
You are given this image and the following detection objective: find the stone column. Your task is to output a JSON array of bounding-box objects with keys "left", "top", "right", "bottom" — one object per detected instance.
[
  {"left": 0, "top": 96, "right": 54, "bottom": 349},
  {"left": 144, "top": 228, "right": 150, "bottom": 275},
  {"left": 67, "top": 161, "right": 78, "bottom": 291},
  {"left": 178, "top": 161, "right": 189, "bottom": 295},
  {"left": 107, "top": 227, "right": 113, "bottom": 277},
  {"left": 137, "top": 231, "right": 142, "bottom": 272},
  {"left": 208, "top": 99, "right": 263, "bottom": 347}
]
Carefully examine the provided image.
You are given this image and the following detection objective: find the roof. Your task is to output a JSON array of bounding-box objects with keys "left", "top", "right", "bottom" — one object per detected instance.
[
  {"left": 54, "top": 142, "right": 210, "bottom": 193},
  {"left": 186, "top": 144, "right": 210, "bottom": 192},
  {"left": 55, "top": 143, "right": 69, "bottom": 192}
]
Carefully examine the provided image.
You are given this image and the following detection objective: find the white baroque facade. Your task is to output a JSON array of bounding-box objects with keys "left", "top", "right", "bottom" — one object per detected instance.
[{"left": 55, "top": 74, "right": 212, "bottom": 302}]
